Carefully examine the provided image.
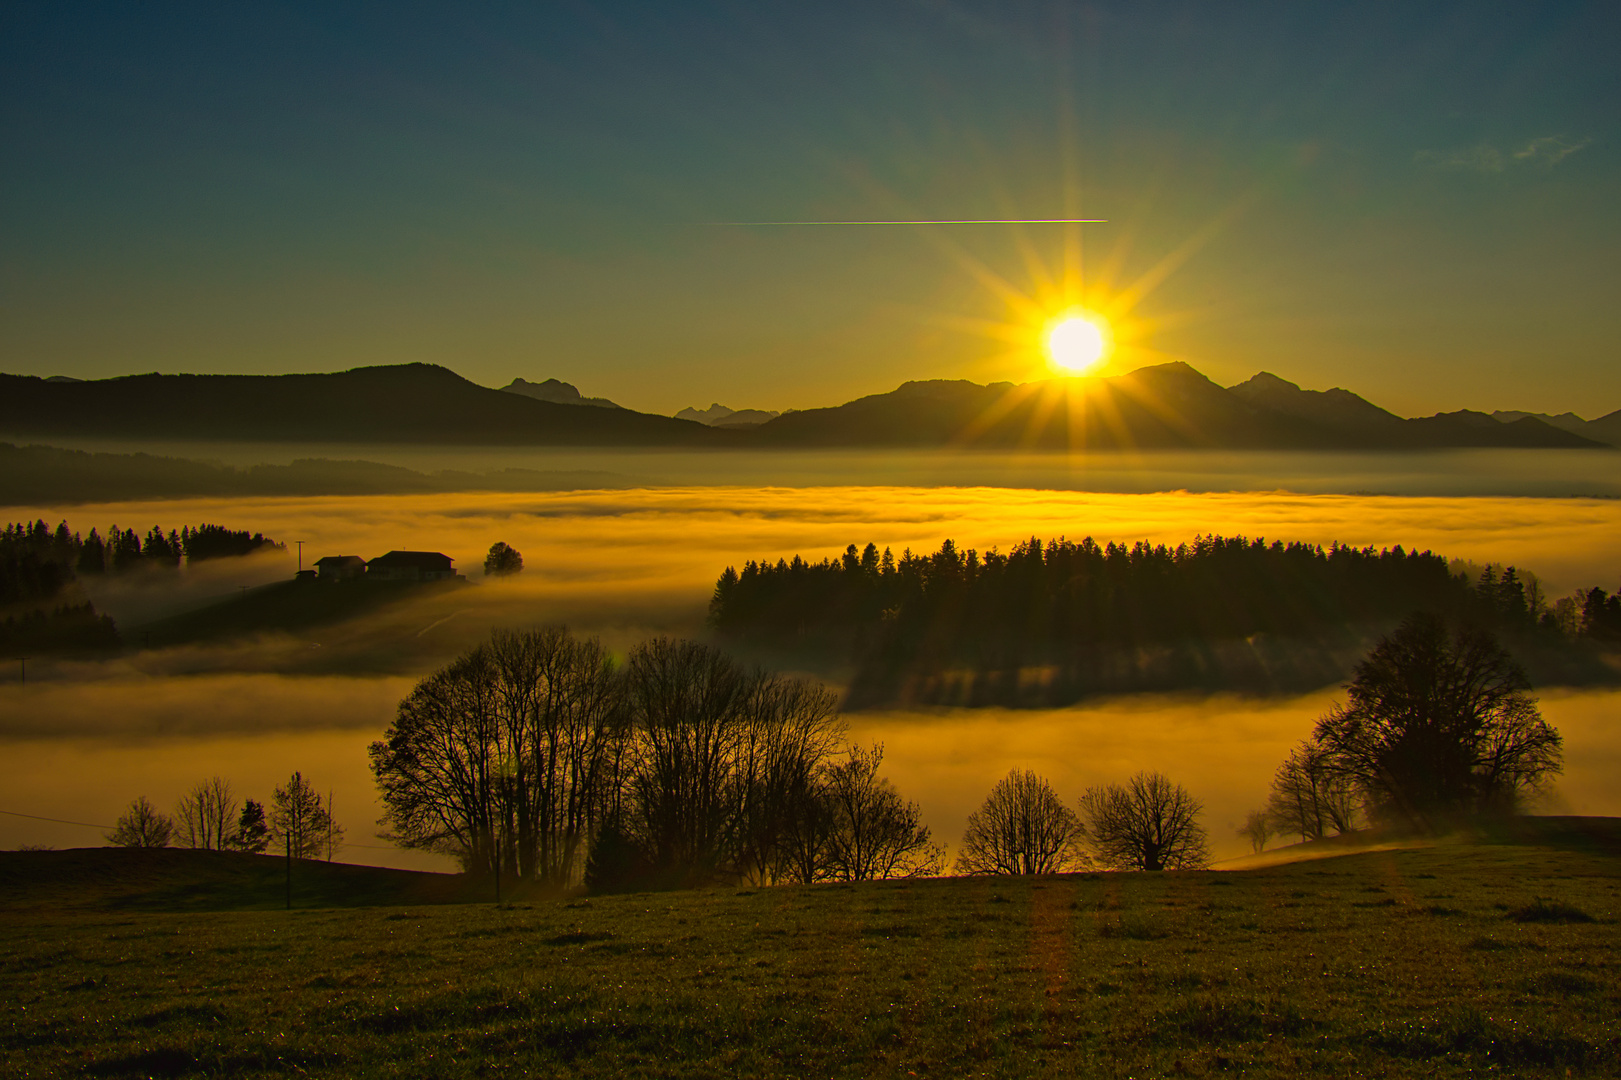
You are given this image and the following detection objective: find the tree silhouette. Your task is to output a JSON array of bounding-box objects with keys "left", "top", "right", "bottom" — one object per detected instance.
[
  {"left": 175, "top": 777, "right": 238, "bottom": 850},
  {"left": 106, "top": 796, "right": 174, "bottom": 848},
  {"left": 374, "top": 628, "right": 630, "bottom": 885},
  {"left": 484, "top": 542, "right": 524, "bottom": 577},
  {"left": 229, "top": 799, "right": 271, "bottom": 853},
  {"left": 1239, "top": 810, "right": 1273, "bottom": 853},
  {"left": 819, "top": 743, "right": 940, "bottom": 882},
  {"left": 956, "top": 769, "right": 1086, "bottom": 875},
  {"left": 1080, "top": 772, "right": 1210, "bottom": 871},
  {"left": 270, "top": 772, "right": 342, "bottom": 860},
  {"left": 1267, "top": 739, "right": 1360, "bottom": 842},
  {"left": 1312, "top": 613, "right": 1562, "bottom": 828}
]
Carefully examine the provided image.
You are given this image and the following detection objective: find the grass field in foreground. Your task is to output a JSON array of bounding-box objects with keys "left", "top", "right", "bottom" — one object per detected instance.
[{"left": 3, "top": 842, "right": 1619, "bottom": 1078}]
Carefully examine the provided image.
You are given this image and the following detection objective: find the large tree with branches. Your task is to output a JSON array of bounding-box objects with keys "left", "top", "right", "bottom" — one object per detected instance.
[
  {"left": 1312, "top": 613, "right": 1561, "bottom": 828},
  {"left": 957, "top": 769, "right": 1086, "bottom": 876},
  {"left": 1080, "top": 772, "right": 1209, "bottom": 871}
]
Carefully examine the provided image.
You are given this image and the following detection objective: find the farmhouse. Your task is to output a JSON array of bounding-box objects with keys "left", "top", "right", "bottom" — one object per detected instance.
[
  {"left": 365, "top": 550, "right": 458, "bottom": 582},
  {"left": 314, "top": 555, "right": 366, "bottom": 581}
]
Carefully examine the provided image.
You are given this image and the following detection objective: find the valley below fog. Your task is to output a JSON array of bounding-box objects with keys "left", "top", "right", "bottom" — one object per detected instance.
[{"left": 3, "top": 457, "right": 1619, "bottom": 870}]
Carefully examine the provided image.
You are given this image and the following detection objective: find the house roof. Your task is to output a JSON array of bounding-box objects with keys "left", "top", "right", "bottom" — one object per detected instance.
[
  {"left": 314, "top": 555, "right": 366, "bottom": 566},
  {"left": 368, "top": 550, "right": 454, "bottom": 570}
]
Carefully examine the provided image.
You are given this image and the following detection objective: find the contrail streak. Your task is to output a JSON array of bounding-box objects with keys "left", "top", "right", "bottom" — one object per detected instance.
[{"left": 715, "top": 218, "right": 1107, "bottom": 225}]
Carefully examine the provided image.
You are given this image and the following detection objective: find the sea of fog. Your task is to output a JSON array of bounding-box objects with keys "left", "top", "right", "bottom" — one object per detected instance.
[
  {"left": 14, "top": 440, "right": 1621, "bottom": 498},
  {"left": 2, "top": 464, "right": 1618, "bottom": 871}
]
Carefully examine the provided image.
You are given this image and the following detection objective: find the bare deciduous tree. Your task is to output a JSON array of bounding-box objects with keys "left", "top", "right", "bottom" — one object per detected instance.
[
  {"left": 620, "top": 638, "right": 847, "bottom": 887},
  {"left": 1239, "top": 809, "right": 1273, "bottom": 853},
  {"left": 106, "top": 796, "right": 174, "bottom": 849},
  {"left": 956, "top": 769, "right": 1086, "bottom": 876},
  {"left": 376, "top": 630, "right": 849, "bottom": 891},
  {"left": 732, "top": 676, "right": 847, "bottom": 884},
  {"left": 1267, "top": 739, "right": 1360, "bottom": 842},
  {"left": 1080, "top": 772, "right": 1210, "bottom": 871},
  {"left": 270, "top": 771, "right": 342, "bottom": 860},
  {"left": 175, "top": 777, "right": 238, "bottom": 851},
  {"left": 819, "top": 743, "right": 941, "bottom": 882}
]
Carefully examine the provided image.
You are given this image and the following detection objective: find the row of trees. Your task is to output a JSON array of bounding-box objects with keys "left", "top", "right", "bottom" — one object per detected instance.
[
  {"left": 958, "top": 770, "right": 1210, "bottom": 874},
  {"left": 105, "top": 773, "right": 342, "bottom": 860},
  {"left": 0, "top": 601, "right": 119, "bottom": 653},
  {"left": 371, "top": 630, "right": 941, "bottom": 890},
  {"left": 1, "top": 518, "right": 283, "bottom": 605},
  {"left": 1243, "top": 613, "right": 1564, "bottom": 850},
  {"left": 710, "top": 534, "right": 1621, "bottom": 662}
]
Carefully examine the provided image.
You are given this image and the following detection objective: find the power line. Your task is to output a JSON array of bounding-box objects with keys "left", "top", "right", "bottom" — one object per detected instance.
[{"left": 0, "top": 808, "right": 114, "bottom": 830}]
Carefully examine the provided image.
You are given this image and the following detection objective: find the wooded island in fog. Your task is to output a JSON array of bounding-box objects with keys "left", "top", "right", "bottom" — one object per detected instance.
[{"left": 711, "top": 534, "right": 1621, "bottom": 705}]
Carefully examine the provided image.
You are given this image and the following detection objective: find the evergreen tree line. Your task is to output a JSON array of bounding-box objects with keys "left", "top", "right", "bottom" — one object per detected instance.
[
  {"left": 2, "top": 519, "right": 284, "bottom": 600},
  {"left": 709, "top": 535, "right": 1621, "bottom": 704},
  {"left": 713, "top": 534, "right": 1619, "bottom": 657},
  {"left": 0, "top": 601, "right": 118, "bottom": 653},
  {"left": 371, "top": 628, "right": 941, "bottom": 892},
  {"left": 1, "top": 519, "right": 283, "bottom": 653},
  {"left": 105, "top": 773, "right": 342, "bottom": 860}
]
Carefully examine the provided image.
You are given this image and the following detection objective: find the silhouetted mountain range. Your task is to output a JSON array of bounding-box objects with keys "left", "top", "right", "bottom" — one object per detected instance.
[
  {"left": 0, "top": 362, "right": 1610, "bottom": 450},
  {"left": 676, "top": 403, "right": 783, "bottom": 427},
  {"left": 0, "top": 365, "right": 722, "bottom": 446},
  {"left": 1493, "top": 409, "right": 1621, "bottom": 448},
  {"left": 749, "top": 364, "right": 1606, "bottom": 450}
]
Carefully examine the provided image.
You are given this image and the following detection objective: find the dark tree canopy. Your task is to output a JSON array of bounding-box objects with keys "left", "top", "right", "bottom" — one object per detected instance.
[
  {"left": 1312, "top": 613, "right": 1562, "bottom": 828},
  {"left": 484, "top": 541, "right": 524, "bottom": 576},
  {"left": 373, "top": 629, "right": 888, "bottom": 891},
  {"left": 230, "top": 799, "right": 271, "bottom": 854},
  {"left": 0, "top": 518, "right": 280, "bottom": 653},
  {"left": 707, "top": 534, "right": 1608, "bottom": 704},
  {"left": 1080, "top": 772, "right": 1210, "bottom": 871}
]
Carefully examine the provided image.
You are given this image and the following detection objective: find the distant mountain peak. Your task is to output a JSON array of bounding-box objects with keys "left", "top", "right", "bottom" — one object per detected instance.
[
  {"left": 501, "top": 378, "right": 621, "bottom": 409},
  {"left": 1242, "top": 370, "right": 1302, "bottom": 392},
  {"left": 676, "top": 403, "right": 781, "bottom": 427}
]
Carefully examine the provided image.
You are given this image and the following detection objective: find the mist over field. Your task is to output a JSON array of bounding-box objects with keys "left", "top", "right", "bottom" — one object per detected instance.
[
  {"left": 6, "top": 678, "right": 1618, "bottom": 871},
  {"left": 3, "top": 480, "right": 1618, "bottom": 865}
]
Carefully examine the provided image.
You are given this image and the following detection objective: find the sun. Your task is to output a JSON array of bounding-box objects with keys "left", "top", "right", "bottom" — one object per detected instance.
[{"left": 1046, "top": 313, "right": 1110, "bottom": 374}]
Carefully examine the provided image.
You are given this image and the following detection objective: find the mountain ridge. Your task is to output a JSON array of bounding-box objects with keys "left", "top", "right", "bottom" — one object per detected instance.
[{"left": 0, "top": 362, "right": 1609, "bottom": 450}]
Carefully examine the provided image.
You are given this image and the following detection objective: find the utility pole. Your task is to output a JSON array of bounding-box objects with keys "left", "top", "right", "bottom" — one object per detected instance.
[
  {"left": 295, "top": 540, "right": 305, "bottom": 573},
  {"left": 17, "top": 657, "right": 27, "bottom": 685},
  {"left": 285, "top": 830, "right": 292, "bottom": 910}
]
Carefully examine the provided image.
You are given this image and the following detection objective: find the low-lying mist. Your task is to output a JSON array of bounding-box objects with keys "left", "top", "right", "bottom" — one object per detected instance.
[
  {"left": 6, "top": 682, "right": 1616, "bottom": 872},
  {"left": 10, "top": 441, "right": 1621, "bottom": 500},
  {"left": 3, "top": 485, "right": 1617, "bottom": 870}
]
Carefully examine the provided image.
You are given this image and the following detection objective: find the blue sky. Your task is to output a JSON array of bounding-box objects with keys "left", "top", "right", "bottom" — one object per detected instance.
[{"left": 3, "top": 2, "right": 1617, "bottom": 415}]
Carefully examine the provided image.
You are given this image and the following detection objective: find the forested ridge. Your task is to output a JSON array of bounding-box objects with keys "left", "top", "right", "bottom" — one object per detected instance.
[
  {"left": 0, "top": 518, "right": 285, "bottom": 652},
  {"left": 710, "top": 534, "right": 1621, "bottom": 705}
]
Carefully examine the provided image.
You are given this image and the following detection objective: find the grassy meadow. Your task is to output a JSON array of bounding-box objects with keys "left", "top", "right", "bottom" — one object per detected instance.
[{"left": 4, "top": 836, "right": 1619, "bottom": 1078}]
